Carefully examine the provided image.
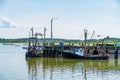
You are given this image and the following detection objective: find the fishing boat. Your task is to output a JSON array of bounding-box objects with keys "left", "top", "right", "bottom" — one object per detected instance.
[
  {"left": 62, "top": 29, "right": 109, "bottom": 60},
  {"left": 25, "top": 37, "right": 44, "bottom": 57},
  {"left": 62, "top": 48, "right": 109, "bottom": 60},
  {"left": 26, "top": 28, "right": 44, "bottom": 58}
]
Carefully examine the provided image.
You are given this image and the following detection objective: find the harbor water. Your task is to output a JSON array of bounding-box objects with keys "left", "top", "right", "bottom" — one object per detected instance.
[{"left": 0, "top": 44, "right": 120, "bottom": 80}]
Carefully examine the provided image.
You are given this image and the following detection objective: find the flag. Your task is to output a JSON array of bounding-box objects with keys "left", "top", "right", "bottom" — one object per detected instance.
[{"left": 31, "top": 27, "right": 33, "bottom": 31}]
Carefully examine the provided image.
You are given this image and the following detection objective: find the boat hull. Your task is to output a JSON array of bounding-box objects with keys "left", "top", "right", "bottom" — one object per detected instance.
[
  {"left": 62, "top": 51, "right": 109, "bottom": 60},
  {"left": 26, "top": 51, "right": 43, "bottom": 58}
]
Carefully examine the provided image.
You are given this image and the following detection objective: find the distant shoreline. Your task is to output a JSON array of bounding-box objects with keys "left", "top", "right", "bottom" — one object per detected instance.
[{"left": 0, "top": 37, "right": 120, "bottom": 43}]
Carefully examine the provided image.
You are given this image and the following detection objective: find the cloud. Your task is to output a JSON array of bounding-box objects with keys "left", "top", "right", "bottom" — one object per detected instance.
[{"left": 0, "top": 16, "right": 17, "bottom": 28}]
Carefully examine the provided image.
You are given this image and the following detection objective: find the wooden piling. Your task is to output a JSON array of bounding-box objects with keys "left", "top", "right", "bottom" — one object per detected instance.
[{"left": 114, "top": 48, "right": 118, "bottom": 59}]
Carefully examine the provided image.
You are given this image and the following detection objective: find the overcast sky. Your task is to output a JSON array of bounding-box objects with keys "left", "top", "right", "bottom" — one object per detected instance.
[{"left": 0, "top": 0, "right": 120, "bottom": 39}]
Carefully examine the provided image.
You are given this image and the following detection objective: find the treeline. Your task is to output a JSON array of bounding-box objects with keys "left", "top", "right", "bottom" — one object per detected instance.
[
  {"left": 0, "top": 37, "right": 120, "bottom": 43},
  {"left": 0, "top": 38, "right": 29, "bottom": 43}
]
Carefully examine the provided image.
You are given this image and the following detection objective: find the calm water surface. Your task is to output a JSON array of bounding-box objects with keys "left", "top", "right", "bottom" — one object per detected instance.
[{"left": 0, "top": 44, "right": 120, "bottom": 80}]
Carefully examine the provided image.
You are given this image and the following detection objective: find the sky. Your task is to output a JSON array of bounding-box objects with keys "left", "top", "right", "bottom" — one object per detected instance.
[{"left": 0, "top": 0, "right": 120, "bottom": 39}]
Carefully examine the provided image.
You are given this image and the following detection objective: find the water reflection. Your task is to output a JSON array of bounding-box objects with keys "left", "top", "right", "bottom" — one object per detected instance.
[{"left": 26, "top": 58, "right": 120, "bottom": 80}]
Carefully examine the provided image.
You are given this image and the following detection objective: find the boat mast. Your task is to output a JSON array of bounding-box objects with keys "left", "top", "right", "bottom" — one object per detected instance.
[
  {"left": 31, "top": 27, "right": 34, "bottom": 38},
  {"left": 89, "top": 31, "right": 95, "bottom": 47},
  {"left": 44, "top": 27, "right": 47, "bottom": 44},
  {"left": 84, "top": 29, "right": 87, "bottom": 51}
]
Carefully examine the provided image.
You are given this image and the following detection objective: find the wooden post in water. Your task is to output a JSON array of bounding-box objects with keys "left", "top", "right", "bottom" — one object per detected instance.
[
  {"left": 114, "top": 47, "right": 118, "bottom": 59},
  {"left": 43, "top": 27, "right": 47, "bottom": 57}
]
